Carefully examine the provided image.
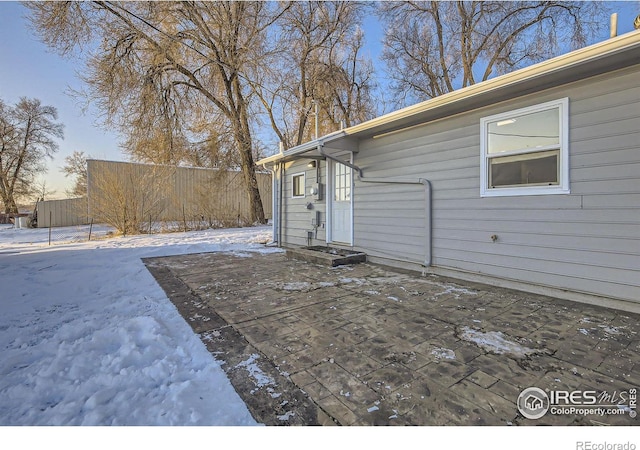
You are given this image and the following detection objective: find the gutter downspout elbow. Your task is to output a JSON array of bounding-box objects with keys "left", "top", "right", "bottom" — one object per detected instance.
[{"left": 318, "top": 144, "right": 363, "bottom": 178}]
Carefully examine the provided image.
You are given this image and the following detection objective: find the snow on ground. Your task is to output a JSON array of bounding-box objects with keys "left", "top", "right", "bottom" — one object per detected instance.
[
  {"left": 0, "top": 223, "right": 280, "bottom": 426},
  {"left": 459, "top": 327, "right": 537, "bottom": 358},
  {"left": 0, "top": 225, "right": 626, "bottom": 448}
]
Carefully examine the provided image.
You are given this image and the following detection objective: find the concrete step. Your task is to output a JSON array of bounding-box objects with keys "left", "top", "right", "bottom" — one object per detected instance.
[{"left": 285, "top": 246, "right": 367, "bottom": 267}]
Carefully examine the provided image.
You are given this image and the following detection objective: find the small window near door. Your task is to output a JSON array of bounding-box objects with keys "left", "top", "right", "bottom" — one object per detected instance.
[
  {"left": 292, "top": 173, "right": 305, "bottom": 198},
  {"left": 480, "top": 98, "right": 569, "bottom": 197}
]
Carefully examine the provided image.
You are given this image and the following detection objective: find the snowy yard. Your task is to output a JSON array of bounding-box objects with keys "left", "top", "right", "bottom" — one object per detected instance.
[
  {"left": 0, "top": 224, "right": 279, "bottom": 426},
  {"left": 1, "top": 224, "right": 631, "bottom": 449}
]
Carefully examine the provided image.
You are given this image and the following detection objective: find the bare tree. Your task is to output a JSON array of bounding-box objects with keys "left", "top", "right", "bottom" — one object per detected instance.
[
  {"left": 317, "top": 26, "right": 378, "bottom": 129},
  {"left": 30, "top": 178, "right": 56, "bottom": 202},
  {"left": 27, "top": 0, "right": 379, "bottom": 230},
  {"left": 254, "top": 1, "right": 377, "bottom": 150},
  {"left": 27, "top": 1, "right": 286, "bottom": 224},
  {"left": 0, "top": 97, "right": 64, "bottom": 213},
  {"left": 378, "top": 1, "right": 608, "bottom": 104},
  {"left": 87, "top": 161, "right": 171, "bottom": 235},
  {"left": 62, "top": 150, "right": 89, "bottom": 198}
]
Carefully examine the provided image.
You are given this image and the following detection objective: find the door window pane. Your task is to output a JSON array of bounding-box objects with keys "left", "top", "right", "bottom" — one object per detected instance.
[{"left": 334, "top": 163, "right": 351, "bottom": 202}]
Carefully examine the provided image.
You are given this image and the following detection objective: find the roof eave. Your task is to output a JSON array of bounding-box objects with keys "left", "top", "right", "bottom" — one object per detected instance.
[
  {"left": 345, "top": 30, "right": 640, "bottom": 138},
  {"left": 259, "top": 30, "right": 640, "bottom": 165},
  {"left": 257, "top": 130, "right": 347, "bottom": 166}
]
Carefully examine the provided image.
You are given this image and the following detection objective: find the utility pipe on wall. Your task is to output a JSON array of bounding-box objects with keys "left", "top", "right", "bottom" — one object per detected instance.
[
  {"left": 356, "top": 176, "right": 433, "bottom": 268},
  {"left": 318, "top": 144, "right": 433, "bottom": 267}
]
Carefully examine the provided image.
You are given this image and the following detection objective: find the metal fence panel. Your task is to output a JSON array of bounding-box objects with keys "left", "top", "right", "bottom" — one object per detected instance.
[
  {"left": 36, "top": 197, "right": 88, "bottom": 228},
  {"left": 86, "top": 160, "right": 272, "bottom": 227}
]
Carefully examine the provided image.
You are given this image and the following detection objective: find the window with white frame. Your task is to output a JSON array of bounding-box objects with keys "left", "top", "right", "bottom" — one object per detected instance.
[
  {"left": 480, "top": 98, "right": 569, "bottom": 197},
  {"left": 292, "top": 172, "right": 305, "bottom": 198}
]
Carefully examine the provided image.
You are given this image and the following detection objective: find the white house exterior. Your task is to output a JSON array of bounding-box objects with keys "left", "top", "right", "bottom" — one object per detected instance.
[{"left": 258, "top": 30, "right": 640, "bottom": 313}]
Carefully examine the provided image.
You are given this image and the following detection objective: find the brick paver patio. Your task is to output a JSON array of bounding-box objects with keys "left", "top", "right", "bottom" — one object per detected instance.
[{"left": 144, "top": 251, "right": 640, "bottom": 426}]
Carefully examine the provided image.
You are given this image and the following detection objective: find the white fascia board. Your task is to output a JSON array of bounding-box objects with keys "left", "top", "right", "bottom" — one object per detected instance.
[
  {"left": 259, "top": 30, "right": 640, "bottom": 165},
  {"left": 345, "top": 31, "right": 640, "bottom": 137},
  {"left": 257, "top": 131, "right": 346, "bottom": 166}
]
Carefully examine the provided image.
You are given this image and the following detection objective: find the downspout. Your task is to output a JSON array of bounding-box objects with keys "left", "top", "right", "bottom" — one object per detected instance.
[
  {"left": 262, "top": 162, "right": 282, "bottom": 246},
  {"left": 276, "top": 142, "right": 285, "bottom": 247},
  {"left": 318, "top": 144, "right": 433, "bottom": 267},
  {"left": 278, "top": 162, "right": 283, "bottom": 247}
]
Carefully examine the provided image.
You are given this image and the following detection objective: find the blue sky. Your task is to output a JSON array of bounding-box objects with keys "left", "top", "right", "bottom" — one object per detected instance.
[
  {"left": 0, "top": 1, "right": 387, "bottom": 199},
  {"left": 0, "top": 1, "right": 638, "bottom": 199},
  {"left": 0, "top": 1, "right": 121, "bottom": 198}
]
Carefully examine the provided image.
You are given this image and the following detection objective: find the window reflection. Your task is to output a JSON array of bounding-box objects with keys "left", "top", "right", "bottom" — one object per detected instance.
[{"left": 488, "top": 108, "right": 559, "bottom": 154}]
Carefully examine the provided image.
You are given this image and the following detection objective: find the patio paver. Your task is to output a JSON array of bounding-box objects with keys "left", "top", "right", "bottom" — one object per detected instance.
[{"left": 143, "top": 251, "right": 640, "bottom": 426}]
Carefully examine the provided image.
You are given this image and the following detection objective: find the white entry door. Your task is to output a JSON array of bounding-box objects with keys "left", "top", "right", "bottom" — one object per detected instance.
[{"left": 330, "top": 161, "right": 353, "bottom": 245}]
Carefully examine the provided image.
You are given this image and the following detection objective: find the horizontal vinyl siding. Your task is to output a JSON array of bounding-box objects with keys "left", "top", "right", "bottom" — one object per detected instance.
[
  {"left": 282, "top": 160, "right": 327, "bottom": 247},
  {"left": 354, "top": 64, "right": 640, "bottom": 304},
  {"left": 573, "top": 146, "right": 639, "bottom": 168},
  {"left": 436, "top": 218, "right": 639, "bottom": 242},
  {"left": 435, "top": 253, "right": 639, "bottom": 302},
  {"left": 353, "top": 180, "right": 428, "bottom": 265}
]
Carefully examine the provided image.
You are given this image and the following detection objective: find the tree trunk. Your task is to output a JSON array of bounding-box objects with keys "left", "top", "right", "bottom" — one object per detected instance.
[
  {"left": 235, "top": 134, "right": 266, "bottom": 225},
  {"left": 0, "top": 181, "right": 18, "bottom": 214},
  {"left": 2, "top": 195, "right": 18, "bottom": 214},
  {"left": 231, "top": 76, "right": 266, "bottom": 225}
]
